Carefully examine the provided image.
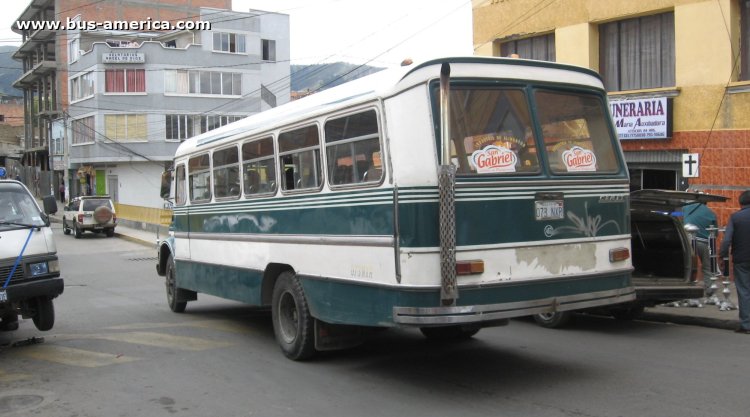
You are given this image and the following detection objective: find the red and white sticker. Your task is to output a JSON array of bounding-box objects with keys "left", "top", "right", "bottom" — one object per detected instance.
[
  {"left": 470, "top": 145, "right": 517, "bottom": 173},
  {"left": 562, "top": 146, "right": 596, "bottom": 172}
]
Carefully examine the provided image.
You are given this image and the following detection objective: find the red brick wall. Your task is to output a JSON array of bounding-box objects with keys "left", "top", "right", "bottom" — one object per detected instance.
[{"left": 620, "top": 129, "right": 750, "bottom": 228}]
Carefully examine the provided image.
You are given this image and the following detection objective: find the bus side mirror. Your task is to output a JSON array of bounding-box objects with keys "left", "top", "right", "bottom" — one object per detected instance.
[
  {"left": 42, "top": 195, "right": 58, "bottom": 215},
  {"left": 160, "top": 171, "right": 172, "bottom": 199}
]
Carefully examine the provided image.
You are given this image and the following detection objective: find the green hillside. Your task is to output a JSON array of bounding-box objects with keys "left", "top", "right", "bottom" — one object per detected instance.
[{"left": 0, "top": 46, "right": 22, "bottom": 97}]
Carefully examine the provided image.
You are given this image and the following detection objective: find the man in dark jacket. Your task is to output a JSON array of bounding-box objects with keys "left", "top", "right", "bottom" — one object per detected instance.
[{"left": 720, "top": 190, "right": 750, "bottom": 333}]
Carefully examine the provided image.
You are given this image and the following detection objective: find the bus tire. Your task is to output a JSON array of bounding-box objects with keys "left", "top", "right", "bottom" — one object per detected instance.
[
  {"left": 165, "top": 254, "right": 187, "bottom": 313},
  {"left": 271, "top": 271, "right": 316, "bottom": 360},
  {"left": 533, "top": 311, "right": 573, "bottom": 328},
  {"left": 420, "top": 325, "right": 480, "bottom": 340},
  {"left": 32, "top": 297, "right": 55, "bottom": 331}
]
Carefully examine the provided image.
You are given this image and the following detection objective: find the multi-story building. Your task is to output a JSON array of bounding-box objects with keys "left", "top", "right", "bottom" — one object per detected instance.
[
  {"left": 473, "top": 0, "right": 750, "bottom": 225},
  {"left": 12, "top": 0, "right": 290, "bottom": 223}
]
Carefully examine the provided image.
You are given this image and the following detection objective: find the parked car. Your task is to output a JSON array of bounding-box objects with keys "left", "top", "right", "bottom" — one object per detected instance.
[
  {"left": 533, "top": 189, "right": 728, "bottom": 328},
  {"left": 63, "top": 196, "right": 117, "bottom": 238},
  {"left": 1, "top": 180, "right": 63, "bottom": 331}
]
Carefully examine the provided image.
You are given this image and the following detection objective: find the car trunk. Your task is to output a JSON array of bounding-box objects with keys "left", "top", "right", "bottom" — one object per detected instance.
[{"left": 630, "top": 189, "right": 727, "bottom": 285}]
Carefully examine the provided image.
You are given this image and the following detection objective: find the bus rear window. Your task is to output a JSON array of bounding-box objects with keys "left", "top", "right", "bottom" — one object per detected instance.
[
  {"left": 446, "top": 87, "right": 540, "bottom": 175},
  {"left": 535, "top": 90, "right": 619, "bottom": 174}
]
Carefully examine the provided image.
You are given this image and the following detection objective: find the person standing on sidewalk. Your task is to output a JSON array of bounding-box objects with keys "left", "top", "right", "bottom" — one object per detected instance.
[
  {"left": 683, "top": 193, "right": 718, "bottom": 288},
  {"left": 720, "top": 190, "right": 750, "bottom": 334}
]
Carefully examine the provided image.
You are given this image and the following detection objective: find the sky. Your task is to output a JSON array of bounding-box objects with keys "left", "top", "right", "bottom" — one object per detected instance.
[{"left": 0, "top": 0, "right": 474, "bottom": 67}]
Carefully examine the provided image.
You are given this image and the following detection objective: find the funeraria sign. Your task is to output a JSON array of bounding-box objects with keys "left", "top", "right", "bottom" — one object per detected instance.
[
  {"left": 609, "top": 97, "right": 672, "bottom": 140},
  {"left": 102, "top": 52, "right": 145, "bottom": 64}
]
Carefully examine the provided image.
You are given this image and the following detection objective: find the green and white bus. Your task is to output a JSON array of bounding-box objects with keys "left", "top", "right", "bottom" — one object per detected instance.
[{"left": 157, "top": 57, "right": 635, "bottom": 360}]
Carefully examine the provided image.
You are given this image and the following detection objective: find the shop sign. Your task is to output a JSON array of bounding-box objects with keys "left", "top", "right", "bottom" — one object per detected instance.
[
  {"left": 609, "top": 97, "right": 671, "bottom": 140},
  {"left": 103, "top": 52, "right": 145, "bottom": 63}
]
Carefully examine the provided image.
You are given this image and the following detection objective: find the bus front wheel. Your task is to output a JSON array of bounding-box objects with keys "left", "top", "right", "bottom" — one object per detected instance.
[
  {"left": 165, "top": 254, "right": 187, "bottom": 313},
  {"left": 271, "top": 271, "right": 316, "bottom": 360}
]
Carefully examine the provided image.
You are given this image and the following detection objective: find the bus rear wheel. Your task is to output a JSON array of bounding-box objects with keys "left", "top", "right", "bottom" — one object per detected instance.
[
  {"left": 533, "top": 311, "right": 573, "bottom": 328},
  {"left": 271, "top": 271, "right": 316, "bottom": 360}
]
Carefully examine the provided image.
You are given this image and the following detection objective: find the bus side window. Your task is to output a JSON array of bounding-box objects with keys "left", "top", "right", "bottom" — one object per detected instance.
[
  {"left": 242, "top": 137, "right": 277, "bottom": 196},
  {"left": 188, "top": 154, "right": 211, "bottom": 202},
  {"left": 175, "top": 164, "right": 186, "bottom": 206},
  {"left": 213, "top": 146, "right": 240, "bottom": 199},
  {"left": 324, "top": 109, "right": 382, "bottom": 186},
  {"left": 278, "top": 125, "right": 322, "bottom": 192}
]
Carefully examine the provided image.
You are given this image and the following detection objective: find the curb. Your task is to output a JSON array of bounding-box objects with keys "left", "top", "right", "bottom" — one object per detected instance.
[
  {"left": 114, "top": 231, "right": 157, "bottom": 248},
  {"left": 640, "top": 310, "right": 739, "bottom": 330}
]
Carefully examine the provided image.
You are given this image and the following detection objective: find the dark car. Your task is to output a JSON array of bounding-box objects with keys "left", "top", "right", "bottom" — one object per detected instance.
[{"left": 534, "top": 189, "right": 728, "bottom": 328}]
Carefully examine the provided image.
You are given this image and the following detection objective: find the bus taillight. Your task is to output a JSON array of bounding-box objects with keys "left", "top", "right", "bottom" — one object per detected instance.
[
  {"left": 609, "top": 247, "right": 630, "bottom": 262},
  {"left": 456, "top": 260, "right": 484, "bottom": 275}
]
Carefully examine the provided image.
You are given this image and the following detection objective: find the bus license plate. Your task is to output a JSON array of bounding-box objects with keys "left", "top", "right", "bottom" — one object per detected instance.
[
  {"left": 0, "top": 290, "right": 7, "bottom": 303},
  {"left": 535, "top": 200, "right": 564, "bottom": 220}
]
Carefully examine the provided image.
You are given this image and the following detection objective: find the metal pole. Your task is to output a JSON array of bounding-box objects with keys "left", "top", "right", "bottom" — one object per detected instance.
[{"left": 438, "top": 63, "right": 457, "bottom": 305}]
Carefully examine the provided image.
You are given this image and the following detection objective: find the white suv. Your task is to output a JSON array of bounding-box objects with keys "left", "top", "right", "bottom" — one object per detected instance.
[{"left": 63, "top": 196, "right": 117, "bottom": 238}]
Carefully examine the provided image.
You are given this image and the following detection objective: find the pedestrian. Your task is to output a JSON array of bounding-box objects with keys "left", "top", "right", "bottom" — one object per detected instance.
[
  {"left": 59, "top": 181, "right": 65, "bottom": 203},
  {"left": 683, "top": 191, "right": 718, "bottom": 289},
  {"left": 720, "top": 190, "right": 750, "bottom": 334}
]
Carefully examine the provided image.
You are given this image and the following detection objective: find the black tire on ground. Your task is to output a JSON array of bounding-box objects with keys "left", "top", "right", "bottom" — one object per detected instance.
[
  {"left": 63, "top": 220, "right": 71, "bottom": 235},
  {"left": 420, "top": 325, "right": 481, "bottom": 340},
  {"left": 610, "top": 304, "right": 645, "bottom": 321},
  {"left": 74, "top": 223, "right": 82, "bottom": 239},
  {"left": 533, "top": 311, "right": 574, "bottom": 328},
  {"left": 32, "top": 297, "right": 55, "bottom": 331},
  {"left": 165, "top": 254, "right": 187, "bottom": 313},
  {"left": 106, "top": 228, "right": 115, "bottom": 237},
  {"left": 0, "top": 313, "right": 19, "bottom": 331},
  {"left": 271, "top": 271, "right": 316, "bottom": 360}
]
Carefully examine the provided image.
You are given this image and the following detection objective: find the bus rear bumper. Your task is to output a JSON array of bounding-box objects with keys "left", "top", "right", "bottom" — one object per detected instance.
[{"left": 392, "top": 286, "right": 636, "bottom": 325}]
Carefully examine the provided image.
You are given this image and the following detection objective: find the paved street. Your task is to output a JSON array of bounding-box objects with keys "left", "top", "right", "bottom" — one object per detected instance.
[{"left": 1, "top": 227, "right": 749, "bottom": 417}]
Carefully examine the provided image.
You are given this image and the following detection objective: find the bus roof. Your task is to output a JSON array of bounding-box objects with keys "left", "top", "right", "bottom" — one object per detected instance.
[{"left": 174, "top": 56, "right": 605, "bottom": 159}]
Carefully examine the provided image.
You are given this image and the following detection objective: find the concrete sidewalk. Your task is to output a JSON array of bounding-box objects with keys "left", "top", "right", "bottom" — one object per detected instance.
[{"left": 41, "top": 199, "right": 743, "bottom": 332}]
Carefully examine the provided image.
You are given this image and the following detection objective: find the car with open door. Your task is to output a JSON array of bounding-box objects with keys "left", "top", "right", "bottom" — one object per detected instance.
[{"left": 534, "top": 189, "right": 728, "bottom": 328}]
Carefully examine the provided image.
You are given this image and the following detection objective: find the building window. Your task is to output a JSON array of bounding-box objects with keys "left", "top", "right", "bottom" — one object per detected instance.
[
  {"left": 499, "top": 33, "right": 555, "bottom": 61},
  {"left": 165, "top": 114, "right": 196, "bottom": 141},
  {"left": 261, "top": 39, "right": 276, "bottom": 61},
  {"left": 742, "top": 0, "right": 750, "bottom": 81},
  {"left": 200, "top": 115, "right": 243, "bottom": 132},
  {"left": 213, "top": 32, "right": 246, "bottom": 53},
  {"left": 599, "top": 12, "right": 675, "bottom": 91},
  {"left": 72, "top": 116, "right": 95, "bottom": 145},
  {"left": 68, "top": 37, "right": 80, "bottom": 64},
  {"left": 105, "top": 69, "right": 146, "bottom": 93},
  {"left": 104, "top": 114, "right": 147, "bottom": 142},
  {"left": 164, "top": 70, "right": 241, "bottom": 96},
  {"left": 70, "top": 71, "right": 95, "bottom": 101}
]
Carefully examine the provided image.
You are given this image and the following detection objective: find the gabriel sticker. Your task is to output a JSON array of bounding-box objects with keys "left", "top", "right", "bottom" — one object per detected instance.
[
  {"left": 562, "top": 146, "right": 596, "bottom": 172},
  {"left": 470, "top": 145, "right": 518, "bottom": 173}
]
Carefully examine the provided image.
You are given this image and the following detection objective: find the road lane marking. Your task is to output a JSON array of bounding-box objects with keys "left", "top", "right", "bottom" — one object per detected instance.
[
  {"left": 107, "top": 319, "right": 254, "bottom": 334},
  {"left": 89, "top": 331, "right": 233, "bottom": 351},
  {"left": 0, "top": 369, "right": 31, "bottom": 382},
  {"left": 14, "top": 345, "right": 140, "bottom": 368}
]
